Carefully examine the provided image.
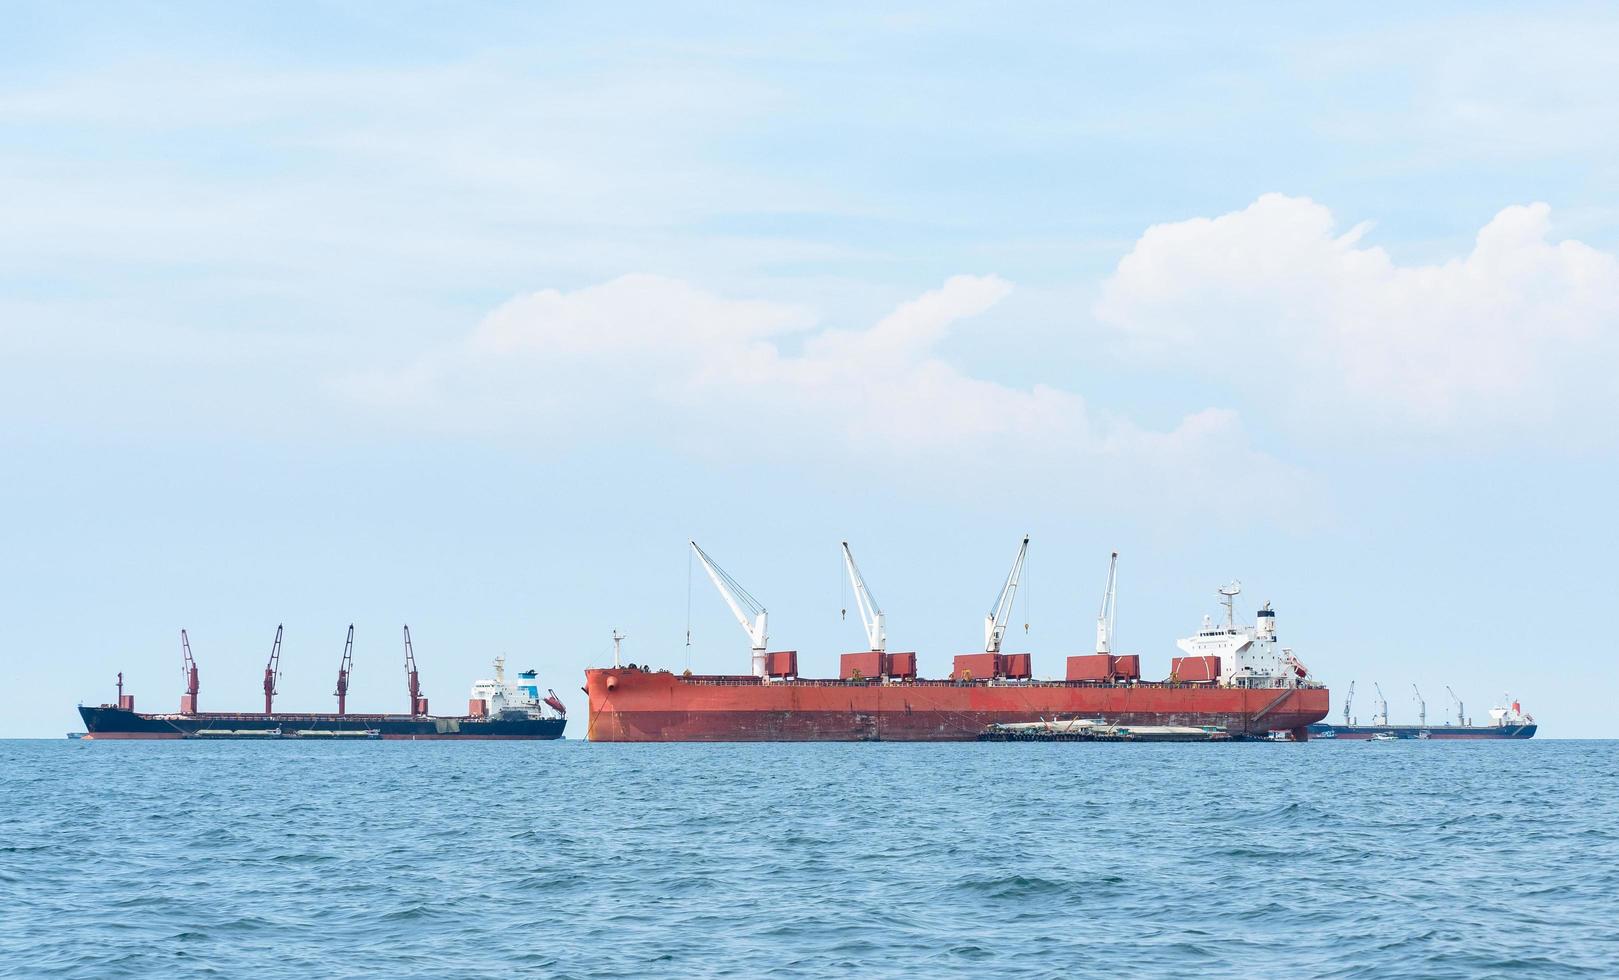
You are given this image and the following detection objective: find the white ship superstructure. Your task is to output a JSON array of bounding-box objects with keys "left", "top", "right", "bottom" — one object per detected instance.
[
  {"left": 1176, "top": 583, "right": 1310, "bottom": 689},
  {"left": 468, "top": 656, "right": 564, "bottom": 720}
]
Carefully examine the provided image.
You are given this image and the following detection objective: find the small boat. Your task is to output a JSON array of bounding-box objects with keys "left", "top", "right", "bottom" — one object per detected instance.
[{"left": 1370, "top": 731, "right": 1398, "bottom": 742}]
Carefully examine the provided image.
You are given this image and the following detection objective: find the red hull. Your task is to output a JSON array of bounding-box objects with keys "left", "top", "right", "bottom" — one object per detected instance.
[{"left": 585, "top": 669, "right": 1330, "bottom": 742}]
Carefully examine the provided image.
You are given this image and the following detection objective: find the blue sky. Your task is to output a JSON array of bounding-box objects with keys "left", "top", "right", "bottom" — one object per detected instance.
[{"left": 3, "top": 3, "right": 1616, "bottom": 736}]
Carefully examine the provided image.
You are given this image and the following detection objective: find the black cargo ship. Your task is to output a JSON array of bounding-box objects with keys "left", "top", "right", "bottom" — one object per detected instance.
[
  {"left": 80, "top": 626, "right": 567, "bottom": 741},
  {"left": 78, "top": 705, "right": 564, "bottom": 740}
]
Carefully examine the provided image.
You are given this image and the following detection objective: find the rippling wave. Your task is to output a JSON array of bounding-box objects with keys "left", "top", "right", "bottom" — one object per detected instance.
[{"left": 1, "top": 740, "right": 1614, "bottom": 978}]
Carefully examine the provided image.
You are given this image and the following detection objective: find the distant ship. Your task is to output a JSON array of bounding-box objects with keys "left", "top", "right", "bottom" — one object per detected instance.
[
  {"left": 585, "top": 541, "right": 1330, "bottom": 741},
  {"left": 1306, "top": 683, "right": 1535, "bottom": 740},
  {"left": 78, "top": 625, "right": 566, "bottom": 741}
]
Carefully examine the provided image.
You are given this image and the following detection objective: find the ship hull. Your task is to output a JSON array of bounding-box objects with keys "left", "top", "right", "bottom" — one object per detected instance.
[
  {"left": 584, "top": 669, "right": 1329, "bottom": 742},
  {"left": 1307, "top": 723, "right": 1535, "bottom": 740},
  {"left": 78, "top": 705, "right": 565, "bottom": 740}
]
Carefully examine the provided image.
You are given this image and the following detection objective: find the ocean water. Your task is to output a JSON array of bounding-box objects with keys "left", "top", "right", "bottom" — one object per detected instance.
[{"left": 1, "top": 739, "right": 1614, "bottom": 979}]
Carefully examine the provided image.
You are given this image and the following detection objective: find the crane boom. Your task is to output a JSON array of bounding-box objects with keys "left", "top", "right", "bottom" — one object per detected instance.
[
  {"left": 1446, "top": 685, "right": 1466, "bottom": 726},
  {"left": 984, "top": 535, "right": 1030, "bottom": 654},
  {"left": 1095, "top": 551, "right": 1118, "bottom": 654},
  {"left": 1342, "top": 680, "right": 1355, "bottom": 727},
  {"left": 690, "top": 540, "right": 769, "bottom": 677},
  {"left": 335, "top": 624, "right": 354, "bottom": 715},
  {"left": 1372, "top": 681, "right": 1388, "bottom": 727},
  {"left": 263, "top": 624, "right": 283, "bottom": 714},
  {"left": 841, "top": 542, "right": 885, "bottom": 652},
  {"left": 403, "top": 624, "right": 425, "bottom": 715},
  {"left": 1412, "top": 684, "right": 1426, "bottom": 727},
  {"left": 180, "top": 628, "right": 199, "bottom": 713}
]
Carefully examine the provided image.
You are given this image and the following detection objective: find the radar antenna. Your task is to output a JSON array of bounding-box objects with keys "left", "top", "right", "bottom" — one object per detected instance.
[{"left": 1218, "top": 582, "right": 1242, "bottom": 627}]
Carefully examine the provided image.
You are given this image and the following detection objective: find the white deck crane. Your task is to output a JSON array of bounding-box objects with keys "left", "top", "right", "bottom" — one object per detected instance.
[
  {"left": 984, "top": 535, "right": 1030, "bottom": 654},
  {"left": 691, "top": 540, "right": 769, "bottom": 678},
  {"left": 1095, "top": 551, "right": 1119, "bottom": 654},
  {"left": 1342, "top": 680, "right": 1356, "bottom": 727},
  {"left": 1446, "top": 685, "right": 1465, "bottom": 727},
  {"left": 841, "top": 542, "right": 885, "bottom": 652},
  {"left": 1412, "top": 684, "right": 1427, "bottom": 727},
  {"left": 1372, "top": 682, "right": 1389, "bottom": 727}
]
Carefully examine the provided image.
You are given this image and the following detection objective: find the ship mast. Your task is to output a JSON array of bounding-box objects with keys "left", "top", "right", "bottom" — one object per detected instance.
[
  {"left": 180, "top": 628, "right": 199, "bottom": 713},
  {"left": 690, "top": 540, "right": 769, "bottom": 678},
  {"left": 262, "top": 624, "right": 283, "bottom": 714},
  {"left": 984, "top": 535, "right": 1030, "bottom": 654},
  {"left": 1095, "top": 551, "right": 1118, "bottom": 654},
  {"left": 841, "top": 542, "right": 885, "bottom": 653},
  {"left": 335, "top": 624, "right": 355, "bottom": 715},
  {"left": 1218, "top": 582, "right": 1241, "bottom": 627}
]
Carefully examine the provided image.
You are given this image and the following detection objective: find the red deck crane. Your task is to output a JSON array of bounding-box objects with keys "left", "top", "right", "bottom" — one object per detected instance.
[
  {"left": 403, "top": 624, "right": 427, "bottom": 715},
  {"left": 335, "top": 624, "right": 354, "bottom": 715},
  {"left": 180, "top": 628, "right": 199, "bottom": 714},
  {"left": 263, "top": 624, "right": 283, "bottom": 714}
]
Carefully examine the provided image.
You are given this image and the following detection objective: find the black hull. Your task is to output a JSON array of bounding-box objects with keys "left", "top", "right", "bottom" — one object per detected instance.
[
  {"left": 1307, "top": 722, "right": 1536, "bottom": 740},
  {"left": 78, "top": 705, "right": 565, "bottom": 740}
]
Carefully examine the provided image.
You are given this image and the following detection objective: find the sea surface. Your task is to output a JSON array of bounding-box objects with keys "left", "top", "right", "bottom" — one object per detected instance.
[{"left": 1, "top": 739, "right": 1614, "bottom": 979}]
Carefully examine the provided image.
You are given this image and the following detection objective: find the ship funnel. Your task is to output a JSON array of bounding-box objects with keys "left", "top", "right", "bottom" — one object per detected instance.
[{"left": 1256, "top": 602, "right": 1276, "bottom": 639}]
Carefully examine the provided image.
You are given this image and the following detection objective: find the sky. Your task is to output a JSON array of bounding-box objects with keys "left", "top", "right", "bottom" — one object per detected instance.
[{"left": 3, "top": 2, "right": 1616, "bottom": 736}]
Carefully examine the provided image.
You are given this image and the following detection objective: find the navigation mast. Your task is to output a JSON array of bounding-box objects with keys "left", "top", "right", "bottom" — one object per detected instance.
[
  {"left": 690, "top": 540, "right": 769, "bottom": 678},
  {"left": 985, "top": 535, "right": 1030, "bottom": 654},
  {"left": 1218, "top": 582, "right": 1242, "bottom": 627},
  {"left": 841, "top": 542, "right": 885, "bottom": 653},
  {"left": 1095, "top": 551, "right": 1118, "bottom": 654},
  {"left": 262, "top": 624, "right": 283, "bottom": 714},
  {"left": 335, "top": 624, "right": 354, "bottom": 715}
]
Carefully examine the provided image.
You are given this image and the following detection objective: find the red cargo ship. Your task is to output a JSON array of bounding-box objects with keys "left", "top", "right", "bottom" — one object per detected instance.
[{"left": 585, "top": 541, "right": 1330, "bottom": 742}]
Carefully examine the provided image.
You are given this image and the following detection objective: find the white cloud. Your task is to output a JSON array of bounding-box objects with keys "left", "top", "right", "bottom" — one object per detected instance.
[
  {"left": 1094, "top": 194, "right": 1619, "bottom": 430},
  {"left": 343, "top": 273, "right": 1309, "bottom": 519}
]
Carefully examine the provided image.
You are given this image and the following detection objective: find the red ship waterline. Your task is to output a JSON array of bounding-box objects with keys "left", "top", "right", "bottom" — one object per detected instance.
[{"left": 585, "top": 541, "right": 1331, "bottom": 743}]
